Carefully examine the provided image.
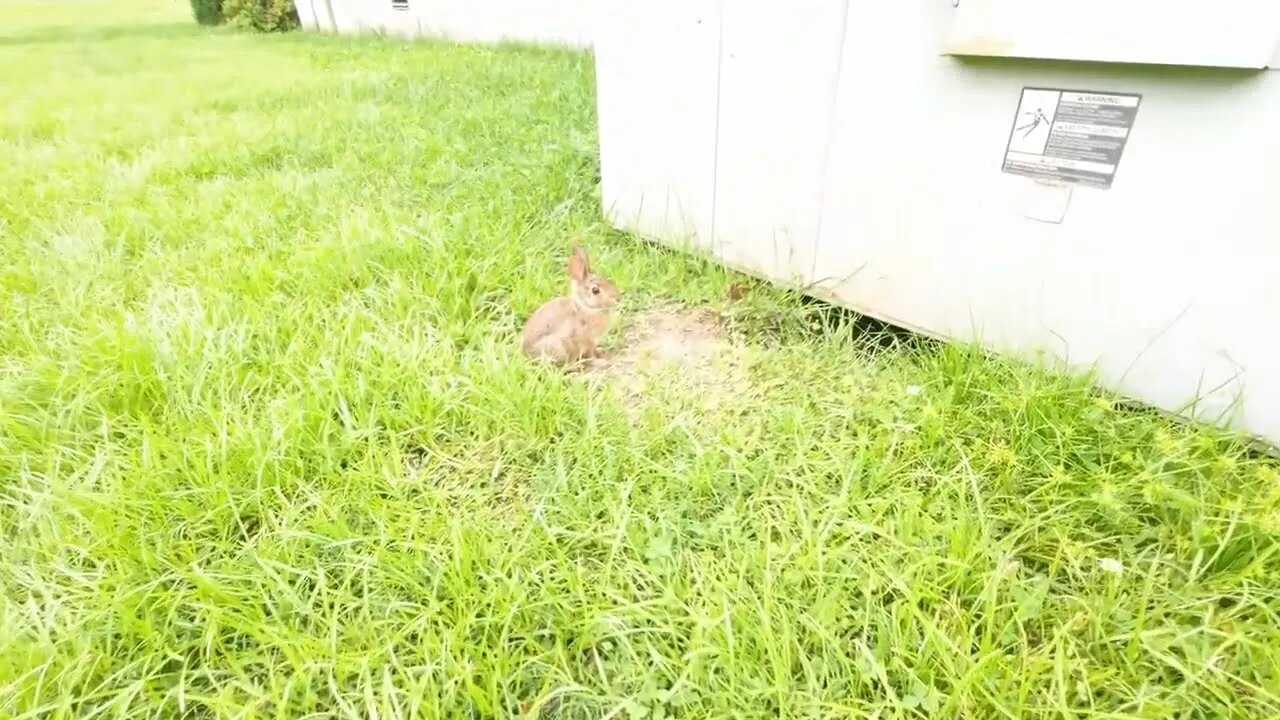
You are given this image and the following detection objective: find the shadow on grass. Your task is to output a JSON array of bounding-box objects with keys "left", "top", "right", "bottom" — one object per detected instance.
[
  {"left": 794, "top": 292, "right": 938, "bottom": 353},
  {"left": 618, "top": 232, "right": 936, "bottom": 354}
]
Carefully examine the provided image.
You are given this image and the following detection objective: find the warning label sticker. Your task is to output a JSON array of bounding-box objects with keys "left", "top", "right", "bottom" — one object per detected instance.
[{"left": 1002, "top": 88, "right": 1141, "bottom": 189}]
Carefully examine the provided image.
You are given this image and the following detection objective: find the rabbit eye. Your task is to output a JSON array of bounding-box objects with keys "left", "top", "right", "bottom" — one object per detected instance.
[{"left": 591, "top": 286, "right": 600, "bottom": 295}]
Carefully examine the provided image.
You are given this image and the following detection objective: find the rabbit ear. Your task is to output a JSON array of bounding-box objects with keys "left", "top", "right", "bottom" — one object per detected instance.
[{"left": 568, "top": 245, "right": 589, "bottom": 281}]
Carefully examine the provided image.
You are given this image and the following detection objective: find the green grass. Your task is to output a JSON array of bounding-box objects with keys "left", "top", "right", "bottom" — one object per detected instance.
[{"left": 2, "top": 2, "right": 1279, "bottom": 718}]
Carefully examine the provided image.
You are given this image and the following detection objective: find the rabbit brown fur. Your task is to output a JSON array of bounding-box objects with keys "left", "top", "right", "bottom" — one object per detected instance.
[{"left": 520, "top": 246, "right": 620, "bottom": 364}]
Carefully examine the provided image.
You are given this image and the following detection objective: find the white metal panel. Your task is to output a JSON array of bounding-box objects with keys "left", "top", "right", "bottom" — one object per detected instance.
[
  {"left": 312, "top": 0, "right": 337, "bottom": 32},
  {"left": 295, "top": 0, "right": 594, "bottom": 47},
  {"left": 945, "top": 0, "right": 1280, "bottom": 69},
  {"left": 595, "top": 0, "right": 1280, "bottom": 446},
  {"left": 813, "top": 1, "right": 1280, "bottom": 440},
  {"left": 813, "top": 3, "right": 1046, "bottom": 347},
  {"left": 324, "top": 0, "right": 361, "bottom": 34},
  {"left": 294, "top": 0, "right": 322, "bottom": 31},
  {"left": 318, "top": 0, "right": 407, "bottom": 35},
  {"left": 412, "top": 1, "right": 494, "bottom": 43},
  {"left": 596, "top": 0, "right": 720, "bottom": 248},
  {"left": 457, "top": 0, "right": 593, "bottom": 47},
  {"left": 381, "top": 4, "right": 419, "bottom": 38},
  {"left": 709, "top": 0, "right": 848, "bottom": 283},
  {"left": 498, "top": 0, "right": 590, "bottom": 47}
]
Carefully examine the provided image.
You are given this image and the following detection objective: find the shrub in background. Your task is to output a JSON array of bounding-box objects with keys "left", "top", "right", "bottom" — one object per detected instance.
[
  {"left": 222, "top": 0, "right": 301, "bottom": 32},
  {"left": 190, "top": 0, "right": 224, "bottom": 25}
]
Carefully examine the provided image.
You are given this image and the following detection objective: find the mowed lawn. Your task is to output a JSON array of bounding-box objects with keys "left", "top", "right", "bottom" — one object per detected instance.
[{"left": 2, "top": 2, "right": 1279, "bottom": 718}]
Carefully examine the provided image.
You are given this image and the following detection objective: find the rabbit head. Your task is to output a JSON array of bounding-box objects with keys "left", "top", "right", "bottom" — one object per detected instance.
[{"left": 567, "top": 245, "right": 619, "bottom": 312}]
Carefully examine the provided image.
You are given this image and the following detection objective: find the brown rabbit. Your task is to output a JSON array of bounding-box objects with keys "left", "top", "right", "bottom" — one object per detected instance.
[{"left": 520, "top": 245, "right": 620, "bottom": 365}]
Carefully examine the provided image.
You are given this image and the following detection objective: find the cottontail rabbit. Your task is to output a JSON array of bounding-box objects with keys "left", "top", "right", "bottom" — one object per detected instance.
[{"left": 520, "top": 245, "right": 620, "bottom": 364}]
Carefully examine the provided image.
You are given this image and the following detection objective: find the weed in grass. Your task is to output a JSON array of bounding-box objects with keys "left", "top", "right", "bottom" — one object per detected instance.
[{"left": 1, "top": 2, "right": 1279, "bottom": 719}]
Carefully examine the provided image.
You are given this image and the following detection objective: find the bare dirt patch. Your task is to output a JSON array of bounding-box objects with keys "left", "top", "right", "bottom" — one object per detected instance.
[{"left": 584, "top": 303, "right": 755, "bottom": 415}]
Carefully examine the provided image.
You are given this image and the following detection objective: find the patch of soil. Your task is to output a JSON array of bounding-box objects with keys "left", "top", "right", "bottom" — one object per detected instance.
[{"left": 584, "top": 303, "right": 754, "bottom": 414}]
